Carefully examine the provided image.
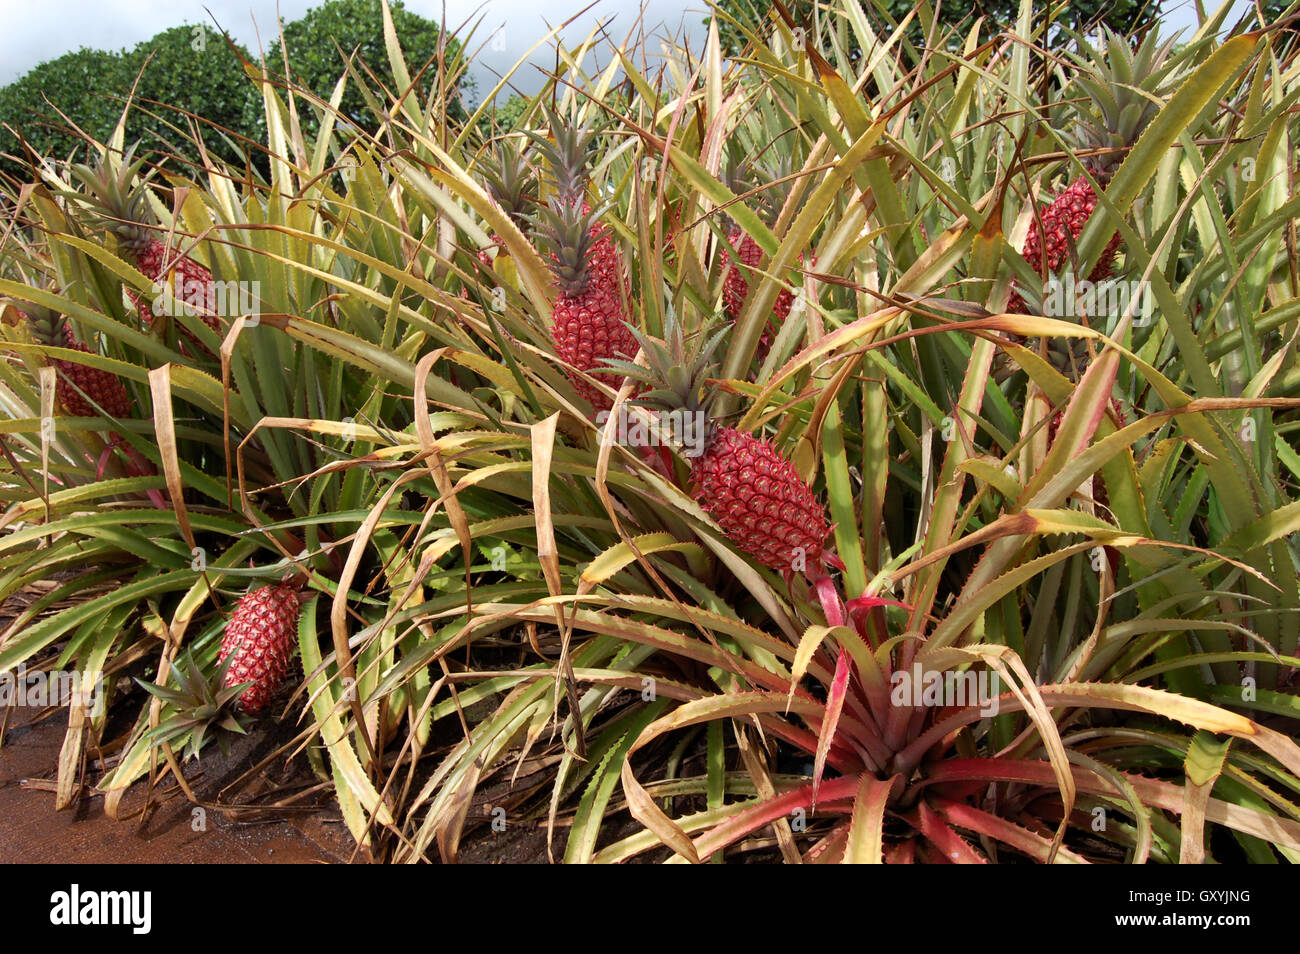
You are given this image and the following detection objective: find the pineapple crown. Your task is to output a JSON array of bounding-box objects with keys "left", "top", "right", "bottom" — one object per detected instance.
[
  {"left": 69, "top": 144, "right": 157, "bottom": 251},
  {"left": 534, "top": 199, "right": 609, "bottom": 296},
  {"left": 7, "top": 287, "right": 66, "bottom": 347},
  {"left": 725, "top": 143, "right": 797, "bottom": 227},
  {"left": 530, "top": 103, "right": 599, "bottom": 208},
  {"left": 528, "top": 105, "right": 613, "bottom": 296},
  {"left": 724, "top": 148, "right": 754, "bottom": 202},
  {"left": 603, "top": 312, "right": 729, "bottom": 423},
  {"left": 20, "top": 303, "right": 64, "bottom": 348},
  {"left": 482, "top": 138, "right": 537, "bottom": 230},
  {"left": 137, "top": 651, "right": 249, "bottom": 761},
  {"left": 1070, "top": 28, "right": 1182, "bottom": 176}
]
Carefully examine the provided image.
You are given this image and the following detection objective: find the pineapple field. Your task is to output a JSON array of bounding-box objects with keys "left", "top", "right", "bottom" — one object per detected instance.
[{"left": 1, "top": 0, "right": 1299, "bottom": 867}]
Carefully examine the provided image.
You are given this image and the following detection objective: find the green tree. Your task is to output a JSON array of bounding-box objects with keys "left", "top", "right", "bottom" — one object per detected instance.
[
  {"left": 0, "top": 0, "right": 475, "bottom": 181},
  {"left": 0, "top": 47, "right": 131, "bottom": 167},
  {"left": 708, "top": 0, "right": 1160, "bottom": 56},
  {"left": 264, "top": 0, "right": 471, "bottom": 138},
  {"left": 126, "top": 25, "right": 264, "bottom": 165},
  {"left": 0, "top": 27, "right": 257, "bottom": 177}
]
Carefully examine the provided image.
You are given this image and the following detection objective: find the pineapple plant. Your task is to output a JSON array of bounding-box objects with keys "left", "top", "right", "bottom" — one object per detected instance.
[
  {"left": 218, "top": 583, "right": 304, "bottom": 714},
  {"left": 532, "top": 113, "right": 638, "bottom": 412},
  {"left": 70, "top": 146, "right": 221, "bottom": 352},
  {"left": 612, "top": 318, "right": 832, "bottom": 576},
  {"left": 13, "top": 299, "right": 131, "bottom": 419},
  {"left": 478, "top": 139, "right": 537, "bottom": 270},
  {"left": 1006, "top": 29, "right": 1179, "bottom": 316},
  {"left": 1003, "top": 30, "right": 1180, "bottom": 444},
  {"left": 137, "top": 651, "right": 249, "bottom": 761}
]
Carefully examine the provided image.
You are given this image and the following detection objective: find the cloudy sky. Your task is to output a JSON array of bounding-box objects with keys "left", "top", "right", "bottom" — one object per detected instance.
[
  {"left": 0, "top": 0, "right": 712, "bottom": 93},
  {"left": 0, "top": 0, "right": 1264, "bottom": 93}
]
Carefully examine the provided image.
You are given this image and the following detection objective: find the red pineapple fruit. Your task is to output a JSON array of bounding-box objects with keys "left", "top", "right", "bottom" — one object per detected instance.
[
  {"left": 71, "top": 147, "right": 220, "bottom": 349},
  {"left": 219, "top": 584, "right": 302, "bottom": 714},
  {"left": 618, "top": 318, "right": 832, "bottom": 575},
  {"left": 128, "top": 241, "right": 216, "bottom": 326},
  {"left": 18, "top": 300, "right": 131, "bottom": 419},
  {"left": 55, "top": 331, "right": 133, "bottom": 419},
  {"left": 1006, "top": 175, "right": 1121, "bottom": 314},
  {"left": 532, "top": 114, "right": 638, "bottom": 411},
  {"left": 547, "top": 218, "right": 635, "bottom": 410},
  {"left": 690, "top": 425, "right": 831, "bottom": 572},
  {"left": 720, "top": 228, "right": 794, "bottom": 360},
  {"left": 720, "top": 152, "right": 809, "bottom": 364}
]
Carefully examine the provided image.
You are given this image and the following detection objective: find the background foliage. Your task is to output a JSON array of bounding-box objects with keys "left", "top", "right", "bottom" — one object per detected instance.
[
  {"left": 0, "top": 27, "right": 256, "bottom": 176},
  {"left": 260, "top": 0, "right": 472, "bottom": 139},
  {"left": 707, "top": 0, "right": 1161, "bottom": 54},
  {"left": 0, "top": 0, "right": 469, "bottom": 178}
]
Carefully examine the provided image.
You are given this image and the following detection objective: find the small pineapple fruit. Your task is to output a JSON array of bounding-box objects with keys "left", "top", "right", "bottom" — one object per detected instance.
[
  {"left": 137, "top": 650, "right": 249, "bottom": 761},
  {"left": 71, "top": 146, "right": 220, "bottom": 348},
  {"left": 1006, "top": 175, "right": 1123, "bottom": 314},
  {"left": 219, "top": 584, "right": 303, "bottom": 714},
  {"left": 17, "top": 299, "right": 131, "bottom": 419},
  {"left": 721, "top": 228, "right": 794, "bottom": 358},
  {"left": 613, "top": 318, "right": 832, "bottom": 575},
  {"left": 1007, "top": 29, "right": 1180, "bottom": 314},
  {"left": 532, "top": 111, "right": 638, "bottom": 411},
  {"left": 478, "top": 139, "right": 537, "bottom": 269},
  {"left": 720, "top": 153, "right": 803, "bottom": 362}
]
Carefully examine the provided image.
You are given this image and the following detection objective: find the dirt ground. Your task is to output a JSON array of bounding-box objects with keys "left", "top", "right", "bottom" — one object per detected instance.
[
  {"left": 0, "top": 713, "right": 574, "bottom": 864},
  {"left": 0, "top": 717, "right": 357, "bottom": 864}
]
